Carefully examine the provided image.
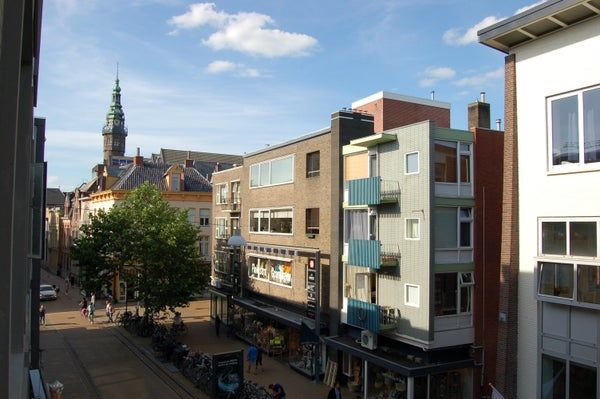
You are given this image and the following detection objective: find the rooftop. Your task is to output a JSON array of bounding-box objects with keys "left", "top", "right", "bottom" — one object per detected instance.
[
  {"left": 352, "top": 91, "right": 451, "bottom": 110},
  {"left": 111, "top": 161, "right": 212, "bottom": 192}
]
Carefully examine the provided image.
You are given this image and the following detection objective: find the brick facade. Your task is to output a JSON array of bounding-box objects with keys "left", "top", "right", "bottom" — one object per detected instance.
[{"left": 495, "top": 53, "right": 519, "bottom": 399}]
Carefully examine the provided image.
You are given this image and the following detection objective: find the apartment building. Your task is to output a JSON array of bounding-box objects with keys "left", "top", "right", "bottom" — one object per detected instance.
[
  {"left": 479, "top": 1, "right": 600, "bottom": 398},
  {"left": 326, "top": 99, "right": 503, "bottom": 398}
]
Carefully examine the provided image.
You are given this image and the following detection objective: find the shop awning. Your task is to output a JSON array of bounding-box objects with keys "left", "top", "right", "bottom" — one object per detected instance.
[
  {"left": 324, "top": 336, "right": 473, "bottom": 377},
  {"left": 232, "top": 297, "right": 315, "bottom": 330}
]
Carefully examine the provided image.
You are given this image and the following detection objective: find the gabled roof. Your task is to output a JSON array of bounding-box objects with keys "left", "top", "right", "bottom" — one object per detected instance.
[
  {"left": 110, "top": 161, "right": 212, "bottom": 192},
  {"left": 159, "top": 148, "right": 242, "bottom": 166},
  {"left": 46, "top": 188, "right": 65, "bottom": 207}
]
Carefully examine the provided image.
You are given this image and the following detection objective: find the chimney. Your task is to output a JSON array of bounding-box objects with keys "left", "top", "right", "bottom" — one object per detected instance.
[
  {"left": 96, "top": 164, "right": 106, "bottom": 190},
  {"left": 214, "top": 162, "right": 220, "bottom": 173},
  {"left": 430, "top": 90, "right": 435, "bottom": 100},
  {"left": 496, "top": 118, "right": 502, "bottom": 131},
  {"left": 134, "top": 147, "right": 143, "bottom": 166},
  {"left": 185, "top": 151, "right": 194, "bottom": 167},
  {"left": 468, "top": 91, "right": 491, "bottom": 129}
]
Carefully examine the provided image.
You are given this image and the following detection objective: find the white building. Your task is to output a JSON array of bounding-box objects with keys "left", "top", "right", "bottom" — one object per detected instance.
[{"left": 480, "top": 1, "right": 600, "bottom": 398}]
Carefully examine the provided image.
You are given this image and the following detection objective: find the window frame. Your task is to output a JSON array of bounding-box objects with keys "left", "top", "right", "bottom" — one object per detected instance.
[
  {"left": 230, "top": 180, "right": 241, "bottom": 204},
  {"left": 305, "top": 208, "right": 320, "bottom": 235},
  {"left": 538, "top": 218, "right": 599, "bottom": 259},
  {"left": 199, "top": 208, "right": 210, "bottom": 226},
  {"left": 536, "top": 260, "right": 600, "bottom": 308},
  {"left": 247, "top": 254, "right": 293, "bottom": 288},
  {"left": 306, "top": 151, "right": 320, "bottom": 178},
  {"left": 215, "top": 183, "right": 228, "bottom": 204},
  {"left": 405, "top": 218, "right": 420, "bottom": 240},
  {"left": 405, "top": 151, "right": 420, "bottom": 175},
  {"left": 248, "top": 207, "right": 294, "bottom": 236},
  {"left": 404, "top": 284, "right": 420, "bottom": 308},
  {"left": 434, "top": 206, "right": 474, "bottom": 250},
  {"left": 214, "top": 217, "right": 228, "bottom": 238},
  {"left": 434, "top": 272, "right": 474, "bottom": 317},
  {"left": 547, "top": 84, "right": 600, "bottom": 173},
  {"left": 249, "top": 154, "right": 295, "bottom": 188}
]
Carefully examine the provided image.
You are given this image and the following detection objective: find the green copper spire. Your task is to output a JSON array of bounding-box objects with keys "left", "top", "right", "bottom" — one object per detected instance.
[{"left": 102, "top": 66, "right": 127, "bottom": 136}]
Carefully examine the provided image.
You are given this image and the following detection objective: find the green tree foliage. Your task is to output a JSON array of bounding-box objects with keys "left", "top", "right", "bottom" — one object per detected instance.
[{"left": 72, "top": 182, "right": 208, "bottom": 315}]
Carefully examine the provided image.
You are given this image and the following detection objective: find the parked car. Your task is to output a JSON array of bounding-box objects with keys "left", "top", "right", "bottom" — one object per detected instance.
[{"left": 40, "top": 284, "right": 57, "bottom": 301}]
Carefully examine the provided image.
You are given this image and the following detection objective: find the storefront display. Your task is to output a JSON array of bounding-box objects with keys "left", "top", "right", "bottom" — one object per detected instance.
[
  {"left": 368, "top": 364, "right": 407, "bottom": 399},
  {"left": 289, "top": 342, "right": 316, "bottom": 376},
  {"left": 248, "top": 256, "right": 292, "bottom": 286}
]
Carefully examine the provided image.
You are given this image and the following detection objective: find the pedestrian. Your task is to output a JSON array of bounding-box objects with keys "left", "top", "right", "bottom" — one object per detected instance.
[
  {"left": 256, "top": 346, "right": 263, "bottom": 373},
  {"left": 328, "top": 381, "right": 342, "bottom": 399},
  {"left": 268, "top": 383, "right": 286, "bottom": 399},
  {"left": 247, "top": 345, "right": 258, "bottom": 374},
  {"left": 88, "top": 301, "right": 95, "bottom": 324},
  {"left": 79, "top": 297, "right": 88, "bottom": 318},
  {"left": 90, "top": 292, "right": 95, "bottom": 305},
  {"left": 64, "top": 277, "right": 70, "bottom": 295},
  {"left": 215, "top": 314, "right": 221, "bottom": 336},
  {"left": 70, "top": 274, "right": 75, "bottom": 287},
  {"left": 105, "top": 300, "right": 114, "bottom": 324},
  {"left": 39, "top": 305, "right": 46, "bottom": 326}
]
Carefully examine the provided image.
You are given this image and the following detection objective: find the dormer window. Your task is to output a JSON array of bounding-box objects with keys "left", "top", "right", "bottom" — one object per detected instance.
[
  {"left": 170, "top": 173, "right": 181, "bottom": 192},
  {"left": 164, "top": 165, "right": 185, "bottom": 192}
]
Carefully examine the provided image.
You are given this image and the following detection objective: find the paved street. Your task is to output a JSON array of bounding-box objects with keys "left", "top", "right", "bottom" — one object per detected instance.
[{"left": 40, "top": 270, "right": 336, "bottom": 399}]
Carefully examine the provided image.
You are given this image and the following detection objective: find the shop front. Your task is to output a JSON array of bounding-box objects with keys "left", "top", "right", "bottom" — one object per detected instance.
[
  {"left": 326, "top": 336, "right": 473, "bottom": 399},
  {"left": 232, "top": 297, "right": 321, "bottom": 379},
  {"left": 209, "top": 288, "right": 232, "bottom": 326}
]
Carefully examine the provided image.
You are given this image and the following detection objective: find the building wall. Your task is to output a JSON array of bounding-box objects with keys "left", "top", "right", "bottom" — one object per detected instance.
[{"left": 513, "top": 20, "right": 600, "bottom": 399}]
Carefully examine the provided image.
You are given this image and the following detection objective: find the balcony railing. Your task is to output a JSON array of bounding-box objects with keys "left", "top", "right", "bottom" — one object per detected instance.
[
  {"left": 347, "top": 177, "right": 400, "bottom": 206},
  {"left": 348, "top": 240, "right": 401, "bottom": 270},
  {"left": 347, "top": 298, "right": 400, "bottom": 333}
]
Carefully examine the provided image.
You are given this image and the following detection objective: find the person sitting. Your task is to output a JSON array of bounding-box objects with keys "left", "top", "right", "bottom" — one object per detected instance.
[{"left": 269, "top": 383, "right": 286, "bottom": 399}]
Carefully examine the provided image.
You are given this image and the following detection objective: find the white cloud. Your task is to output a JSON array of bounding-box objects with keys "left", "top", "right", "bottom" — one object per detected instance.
[
  {"left": 205, "top": 60, "right": 261, "bottom": 77},
  {"left": 419, "top": 66, "right": 456, "bottom": 87},
  {"left": 443, "top": 16, "right": 503, "bottom": 46},
  {"left": 453, "top": 67, "right": 504, "bottom": 87},
  {"left": 515, "top": 0, "right": 546, "bottom": 15},
  {"left": 168, "top": 3, "right": 318, "bottom": 57}
]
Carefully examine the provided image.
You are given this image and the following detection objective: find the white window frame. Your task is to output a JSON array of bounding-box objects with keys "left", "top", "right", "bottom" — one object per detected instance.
[
  {"left": 214, "top": 217, "right": 228, "bottom": 238},
  {"left": 435, "top": 206, "right": 474, "bottom": 250},
  {"left": 547, "top": 84, "right": 600, "bottom": 174},
  {"left": 404, "top": 284, "right": 420, "bottom": 308},
  {"left": 199, "top": 208, "right": 210, "bottom": 226},
  {"left": 405, "top": 218, "right": 420, "bottom": 240},
  {"left": 249, "top": 154, "right": 295, "bottom": 188},
  {"left": 434, "top": 272, "right": 475, "bottom": 317},
  {"left": 248, "top": 207, "right": 294, "bottom": 236},
  {"left": 215, "top": 183, "right": 228, "bottom": 204},
  {"left": 199, "top": 236, "right": 209, "bottom": 258},
  {"left": 538, "top": 217, "right": 599, "bottom": 259},
  {"left": 230, "top": 180, "right": 241, "bottom": 204},
  {"left": 434, "top": 140, "right": 473, "bottom": 184},
  {"left": 247, "top": 254, "right": 293, "bottom": 288},
  {"left": 404, "top": 151, "right": 420, "bottom": 175}
]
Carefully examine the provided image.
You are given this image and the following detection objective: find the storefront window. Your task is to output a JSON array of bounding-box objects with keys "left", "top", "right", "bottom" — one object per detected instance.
[
  {"left": 368, "top": 364, "right": 407, "bottom": 399},
  {"left": 270, "top": 260, "right": 292, "bottom": 286},
  {"left": 430, "top": 368, "right": 471, "bottom": 399},
  {"left": 248, "top": 256, "right": 292, "bottom": 286}
]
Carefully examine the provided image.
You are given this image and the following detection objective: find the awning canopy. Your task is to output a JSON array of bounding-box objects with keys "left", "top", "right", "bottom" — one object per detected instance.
[{"left": 232, "top": 296, "right": 315, "bottom": 330}]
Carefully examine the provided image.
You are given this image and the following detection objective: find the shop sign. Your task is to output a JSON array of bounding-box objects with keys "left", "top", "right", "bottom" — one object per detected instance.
[
  {"left": 306, "top": 259, "right": 317, "bottom": 319},
  {"left": 213, "top": 350, "right": 244, "bottom": 399}
]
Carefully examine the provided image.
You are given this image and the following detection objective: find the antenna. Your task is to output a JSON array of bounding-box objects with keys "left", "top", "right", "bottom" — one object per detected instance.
[{"left": 116, "top": 62, "right": 119, "bottom": 80}]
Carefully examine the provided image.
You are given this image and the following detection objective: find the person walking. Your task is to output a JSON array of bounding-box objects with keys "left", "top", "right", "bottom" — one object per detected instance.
[
  {"left": 328, "top": 381, "right": 342, "bottom": 399},
  {"left": 105, "top": 300, "right": 114, "bottom": 324},
  {"left": 247, "top": 345, "right": 258, "bottom": 374},
  {"left": 64, "top": 277, "right": 70, "bottom": 295},
  {"left": 39, "top": 305, "right": 46, "bottom": 326},
  {"left": 256, "top": 346, "right": 263, "bottom": 373},
  {"left": 88, "top": 301, "right": 95, "bottom": 324},
  {"left": 90, "top": 292, "right": 95, "bottom": 306},
  {"left": 268, "top": 383, "right": 286, "bottom": 399},
  {"left": 215, "top": 314, "right": 221, "bottom": 337},
  {"left": 79, "top": 297, "right": 88, "bottom": 318}
]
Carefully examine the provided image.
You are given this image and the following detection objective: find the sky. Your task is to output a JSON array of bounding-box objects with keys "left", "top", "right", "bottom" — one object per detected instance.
[{"left": 37, "top": 0, "right": 545, "bottom": 191}]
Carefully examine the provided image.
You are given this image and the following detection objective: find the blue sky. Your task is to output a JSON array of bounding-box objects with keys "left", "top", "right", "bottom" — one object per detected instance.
[{"left": 37, "top": 0, "right": 543, "bottom": 191}]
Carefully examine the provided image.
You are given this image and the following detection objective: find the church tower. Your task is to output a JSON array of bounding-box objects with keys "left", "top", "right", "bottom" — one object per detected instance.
[{"left": 102, "top": 71, "right": 127, "bottom": 165}]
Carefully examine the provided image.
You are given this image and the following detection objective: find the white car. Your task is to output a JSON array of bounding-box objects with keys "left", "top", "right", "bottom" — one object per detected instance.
[{"left": 40, "top": 284, "right": 57, "bottom": 301}]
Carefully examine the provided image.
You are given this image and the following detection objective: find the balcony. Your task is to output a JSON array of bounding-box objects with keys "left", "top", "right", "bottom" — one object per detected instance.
[
  {"left": 348, "top": 240, "right": 401, "bottom": 270},
  {"left": 346, "top": 298, "right": 400, "bottom": 333},
  {"left": 347, "top": 177, "right": 400, "bottom": 206}
]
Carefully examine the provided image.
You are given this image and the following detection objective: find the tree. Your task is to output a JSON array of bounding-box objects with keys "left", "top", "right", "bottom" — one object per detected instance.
[{"left": 73, "top": 182, "right": 209, "bottom": 316}]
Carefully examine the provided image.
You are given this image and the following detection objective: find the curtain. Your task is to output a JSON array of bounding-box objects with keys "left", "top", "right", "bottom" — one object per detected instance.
[{"left": 344, "top": 210, "right": 368, "bottom": 242}]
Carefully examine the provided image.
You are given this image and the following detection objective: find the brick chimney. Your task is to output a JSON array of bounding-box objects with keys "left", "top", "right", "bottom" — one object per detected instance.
[
  {"left": 214, "top": 162, "right": 220, "bottom": 173},
  {"left": 185, "top": 151, "right": 194, "bottom": 167},
  {"left": 468, "top": 92, "right": 491, "bottom": 129},
  {"left": 96, "top": 164, "right": 105, "bottom": 191},
  {"left": 134, "top": 147, "right": 143, "bottom": 166}
]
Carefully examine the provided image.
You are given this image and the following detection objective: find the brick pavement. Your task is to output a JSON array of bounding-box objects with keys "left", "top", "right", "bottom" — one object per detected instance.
[{"left": 40, "top": 269, "right": 347, "bottom": 399}]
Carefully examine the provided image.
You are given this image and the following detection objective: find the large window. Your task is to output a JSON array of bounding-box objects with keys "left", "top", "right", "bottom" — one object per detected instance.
[
  {"left": 434, "top": 141, "right": 472, "bottom": 183},
  {"left": 541, "top": 355, "right": 566, "bottom": 399},
  {"left": 231, "top": 181, "right": 241, "bottom": 203},
  {"left": 248, "top": 256, "right": 292, "bottom": 286},
  {"left": 539, "top": 262, "right": 574, "bottom": 298},
  {"left": 549, "top": 86, "right": 600, "bottom": 168},
  {"left": 306, "top": 208, "right": 319, "bottom": 235},
  {"left": 249, "top": 208, "right": 293, "bottom": 235},
  {"left": 540, "top": 220, "right": 598, "bottom": 257},
  {"left": 434, "top": 207, "right": 473, "bottom": 249},
  {"left": 199, "top": 236, "right": 209, "bottom": 257},
  {"left": 578, "top": 264, "right": 600, "bottom": 304},
  {"left": 538, "top": 262, "right": 600, "bottom": 305},
  {"left": 434, "top": 272, "right": 474, "bottom": 316},
  {"left": 306, "top": 151, "right": 320, "bottom": 178},
  {"left": 215, "top": 218, "right": 228, "bottom": 238},
  {"left": 343, "top": 209, "right": 369, "bottom": 243},
  {"left": 249, "top": 155, "right": 294, "bottom": 188},
  {"left": 199, "top": 209, "right": 210, "bottom": 226},
  {"left": 216, "top": 183, "right": 228, "bottom": 204}
]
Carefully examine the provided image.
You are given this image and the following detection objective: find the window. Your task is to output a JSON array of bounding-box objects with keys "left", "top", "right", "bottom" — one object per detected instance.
[
  {"left": 434, "top": 207, "right": 473, "bottom": 249},
  {"left": 540, "top": 220, "right": 598, "bottom": 257},
  {"left": 405, "top": 152, "right": 419, "bottom": 174},
  {"left": 249, "top": 155, "right": 294, "bottom": 188},
  {"left": 569, "top": 362, "right": 597, "bottom": 398},
  {"left": 578, "top": 264, "right": 600, "bottom": 304},
  {"left": 369, "top": 154, "right": 378, "bottom": 177},
  {"left": 306, "top": 151, "right": 320, "bottom": 178},
  {"left": 199, "top": 236, "right": 209, "bottom": 257},
  {"left": 199, "top": 209, "right": 210, "bottom": 226},
  {"left": 405, "top": 218, "right": 420, "bottom": 240},
  {"left": 248, "top": 256, "right": 292, "bottom": 286},
  {"left": 434, "top": 272, "right": 474, "bottom": 316},
  {"left": 405, "top": 284, "right": 420, "bottom": 307},
  {"left": 170, "top": 173, "right": 181, "bottom": 191},
  {"left": 344, "top": 209, "right": 369, "bottom": 243},
  {"left": 216, "top": 184, "right": 228, "bottom": 204},
  {"left": 249, "top": 208, "right": 293, "bottom": 235},
  {"left": 215, "top": 218, "right": 228, "bottom": 238},
  {"left": 187, "top": 208, "right": 196, "bottom": 224},
  {"left": 539, "top": 262, "right": 574, "bottom": 298},
  {"left": 306, "top": 208, "right": 319, "bottom": 235},
  {"left": 231, "top": 181, "right": 241, "bottom": 203},
  {"left": 434, "top": 141, "right": 472, "bottom": 183},
  {"left": 549, "top": 86, "right": 600, "bottom": 168},
  {"left": 541, "top": 355, "right": 566, "bottom": 399},
  {"left": 230, "top": 218, "right": 239, "bottom": 234}
]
